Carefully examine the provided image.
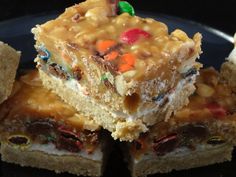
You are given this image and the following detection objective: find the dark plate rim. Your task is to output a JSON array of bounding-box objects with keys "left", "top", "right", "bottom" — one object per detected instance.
[
  {"left": 138, "top": 10, "right": 234, "bottom": 43},
  {"left": 0, "top": 10, "right": 234, "bottom": 43}
]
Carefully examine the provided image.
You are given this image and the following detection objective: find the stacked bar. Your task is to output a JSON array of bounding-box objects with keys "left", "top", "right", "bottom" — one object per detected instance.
[
  {"left": 32, "top": 0, "right": 202, "bottom": 141},
  {"left": 0, "top": 0, "right": 236, "bottom": 176},
  {"left": 0, "top": 41, "right": 20, "bottom": 104},
  {"left": 125, "top": 67, "right": 236, "bottom": 177},
  {"left": 0, "top": 71, "right": 108, "bottom": 176}
]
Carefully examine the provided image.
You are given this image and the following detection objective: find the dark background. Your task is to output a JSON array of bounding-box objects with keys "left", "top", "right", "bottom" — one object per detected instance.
[
  {"left": 0, "top": 0, "right": 236, "bottom": 35},
  {"left": 0, "top": 1, "right": 236, "bottom": 177}
]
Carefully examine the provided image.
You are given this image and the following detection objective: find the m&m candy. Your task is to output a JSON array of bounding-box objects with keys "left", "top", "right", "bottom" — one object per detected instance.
[
  {"left": 118, "top": 1, "right": 135, "bottom": 16},
  {"left": 38, "top": 47, "right": 51, "bottom": 61}
]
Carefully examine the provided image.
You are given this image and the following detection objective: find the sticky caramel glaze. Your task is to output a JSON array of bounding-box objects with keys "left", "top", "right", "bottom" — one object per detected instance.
[
  {"left": 32, "top": 0, "right": 201, "bottom": 82},
  {"left": 131, "top": 68, "right": 236, "bottom": 158},
  {"left": 0, "top": 70, "right": 100, "bottom": 131}
]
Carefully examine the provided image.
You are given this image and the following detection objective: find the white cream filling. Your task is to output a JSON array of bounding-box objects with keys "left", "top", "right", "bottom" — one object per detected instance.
[
  {"left": 168, "top": 74, "right": 196, "bottom": 104},
  {"left": 227, "top": 48, "right": 236, "bottom": 65},
  {"left": 49, "top": 72, "right": 196, "bottom": 120},
  {"left": 126, "top": 74, "right": 196, "bottom": 121},
  {"left": 227, "top": 33, "right": 236, "bottom": 64},
  {"left": 134, "top": 144, "right": 228, "bottom": 164},
  {"left": 29, "top": 143, "right": 103, "bottom": 162}
]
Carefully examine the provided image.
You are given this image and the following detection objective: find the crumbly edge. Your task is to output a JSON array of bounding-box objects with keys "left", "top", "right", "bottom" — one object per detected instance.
[
  {"left": 0, "top": 42, "right": 20, "bottom": 103},
  {"left": 38, "top": 69, "right": 196, "bottom": 141},
  {"left": 1, "top": 143, "right": 104, "bottom": 177},
  {"left": 220, "top": 61, "right": 236, "bottom": 92},
  {"left": 156, "top": 75, "right": 196, "bottom": 122},
  {"left": 128, "top": 144, "right": 233, "bottom": 177}
]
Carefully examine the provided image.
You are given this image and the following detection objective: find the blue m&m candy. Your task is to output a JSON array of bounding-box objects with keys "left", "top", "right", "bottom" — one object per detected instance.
[{"left": 38, "top": 47, "right": 51, "bottom": 61}]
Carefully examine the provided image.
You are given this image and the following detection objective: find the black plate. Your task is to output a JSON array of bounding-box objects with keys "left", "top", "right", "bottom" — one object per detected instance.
[{"left": 0, "top": 12, "right": 235, "bottom": 177}]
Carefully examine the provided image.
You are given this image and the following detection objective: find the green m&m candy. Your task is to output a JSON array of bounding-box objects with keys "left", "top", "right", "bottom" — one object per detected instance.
[
  {"left": 118, "top": 1, "right": 135, "bottom": 16},
  {"left": 101, "top": 74, "right": 108, "bottom": 81}
]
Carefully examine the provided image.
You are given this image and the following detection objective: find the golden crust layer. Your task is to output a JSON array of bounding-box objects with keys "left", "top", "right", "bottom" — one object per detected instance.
[{"left": 128, "top": 144, "right": 233, "bottom": 177}]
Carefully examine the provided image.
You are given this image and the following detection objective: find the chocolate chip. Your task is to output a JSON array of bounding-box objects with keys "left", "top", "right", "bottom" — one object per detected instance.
[
  {"left": 152, "top": 93, "right": 169, "bottom": 107},
  {"left": 91, "top": 55, "right": 118, "bottom": 75},
  {"left": 177, "top": 124, "right": 209, "bottom": 140},
  {"left": 109, "top": 0, "right": 119, "bottom": 16},
  {"left": 134, "top": 141, "right": 142, "bottom": 150},
  {"left": 56, "top": 126, "right": 83, "bottom": 152},
  {"left": 72, "top": 13, "right": 81, "bottom": 22},
  {"left": 103, "top": 79, "right": 115, "bottom": 91},
  {"left": 47, "top": 63, "right": 69, "bottom": 80},
  {"left": 26, "top": 119, "right": 55, "bottom": 136},
  {"left": 8, "top": 135, "right": 30, "bottom": 145},
  {"left": 152, "top": 93, "right": 165, "bottom": 102},
  {"left": 56, "top": 136, "right": 82, "bottom": 153},
  {"left": 72, "top": 67, "right": 83, "bottom": 80},
  {"left": 153, "top": 134, "right": 179, "bottom": 156},
  {"left": 182, "top": 68, "right": 197, "bottom": 78},
  {"left": 58, "top": 126, "right": 80, "bottom": 140}
]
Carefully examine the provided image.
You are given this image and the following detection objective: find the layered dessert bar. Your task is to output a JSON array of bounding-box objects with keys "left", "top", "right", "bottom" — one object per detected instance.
[
  {"left": 32, "top": 0, "right": 202, "bottom": 141},
  {"left": 0, "top": 71, "right": 108, "bottom": 176},
  {"left": 126, "top": 68, "right": 236, "bottom": 177},
  {"left": 221, "top": 33, "right": 236, "bottom": 91},
  {"left": 0, "top": 41, "right": 20, "bottom": 103}
]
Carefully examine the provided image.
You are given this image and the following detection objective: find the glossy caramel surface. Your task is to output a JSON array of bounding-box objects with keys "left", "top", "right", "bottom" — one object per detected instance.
[
  {"left": 0, "top": 70, "right": 100, "bottom": 131},
  {"left": 33, "top": 0, "right": 201, "bottom": 81}
]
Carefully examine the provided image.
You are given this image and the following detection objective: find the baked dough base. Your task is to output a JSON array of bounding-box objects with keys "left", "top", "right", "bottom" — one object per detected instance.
[
  {"left": 128, "top": 144, "right": 233, "bottom": 177},
  {"left": 1, "top": 143, "right": 104, "bottom": 177}
]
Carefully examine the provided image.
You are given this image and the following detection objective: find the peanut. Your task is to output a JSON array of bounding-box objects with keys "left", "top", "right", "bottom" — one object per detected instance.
[{"left": 196, "top": 83, "right": 215, "bottom": 98}]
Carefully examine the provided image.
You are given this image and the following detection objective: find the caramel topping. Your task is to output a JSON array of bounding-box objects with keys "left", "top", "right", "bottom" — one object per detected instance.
[
  {"left": 131, "top": 68, "right": 236, "bottom": 157},
  {"left": 173, "top": 68, "right": 235, "bottom": 123},
  {"left": 33, "top": 0, "right": 201, "bottom": 81},
  {"left": 144, "top": 68, "right": 236, "bottom": 143},
  {"left": 0, "top": 70, "right": 100, "bottom": 131}
]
